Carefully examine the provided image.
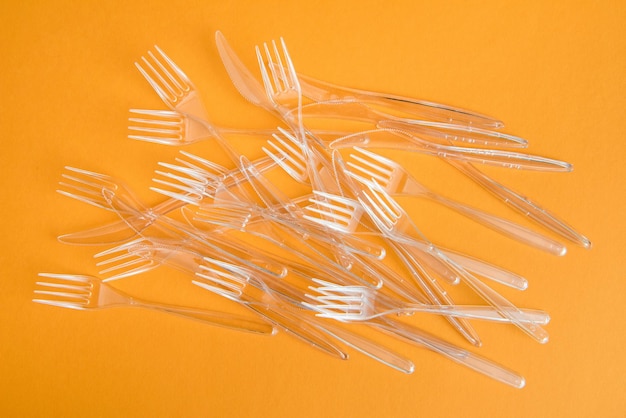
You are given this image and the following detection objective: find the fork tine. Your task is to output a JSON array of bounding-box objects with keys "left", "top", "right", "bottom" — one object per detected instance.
[
  {"left": 135, "top": 59, "right": 172, "bottom": 105},
  {"left": 129, "top": 109, "right": 182, "bottom": 126},
  {"left": 278, "top": 37, "right": 298, "bottom": 90},
  {"left": 347, "top": 149, "right": 393, "bottom": 187},
  {"left": 256, "top": 45, "right": 275, "bottom": 99},
  {"left": 303, "top": 279, "right": 365, "bottom": 317},
  {"left": 264, "top": 41, "right": 284, "bottom": 92},
  {"left": 57, "top": 167, "right": 111, "bottom": 209},
  {"left": 193, "top": 257, "right": 250, "bottom": 298},
  {"left": 33, "top": 273, "right": 92, "bottom": 308},
  {"left": 135, "top": 46, "right": 191, "bottom": 106},
  {"left": 192, "top": 203, "right": 254, "bottom": 230},
  {"left": 94, "top": 240, "right": 159, "bottom": 281},
  {"left": 152, "top": 45, "right": 191, "bottom": 91},
  {"left": 177, "top": 151, "right": 228, "bottom": 176},
  {"left": 128, "top": 109, "right": 183, "bottom": 143},
  {"left": 359, "top": 182, "right": 403, "bottom": 230},
  {"left": 262, "top": 127, "right": 308, "bottom": 181},
  {"left": 302, "top": 191, "right": 362, "bottom": 232},
  {"left": 151, "top": 158, "right": 221, "bottom": 204}
]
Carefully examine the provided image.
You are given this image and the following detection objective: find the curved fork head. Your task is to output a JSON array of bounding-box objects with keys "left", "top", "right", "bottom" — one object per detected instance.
[
  {"left": 357, "top": 180, "right": 404, "bottom": 233},
  {"left": 57, "top": 167, "right": 119, "bottom": 211},
  {"left": 135, "top": 45, "right": 193, "bottom": 109},
  {"left": 128, "top": 109, "right": 216, "bottom": 145},
  {"left": 193, "top": 257, "right": 251, "bottom": 301},
  {"left": 302, "top": 190, "right": 363, "bottom": 233},
  {"left": 33, "top": 273, "right": 97, "bottom": 309},
  {"left": 58, "top": 167, "right": 146, "bottom": 216},
  {"left": 262, "top": 126, "right": 308, "bottom": 182},
  {"left": 256, "top": 38, "right": 300, "bottom": 106},
  {"left": 303, "top": 278, "right": 371, "bottom": 321},
  {"left": 128, "top": 109, "right": 185, "bottom": 145},
  {"left": 94, "top": 238, "right": 162, "bottom": 281},
  {"left": 191, "top": 202, "right": 256, "bottom": 231},
  {"left": 346, "top": 147, "right": 403, "bottom": 191},
  {"left": 151, "top": 151, "right": 229, "bottom": 205}
]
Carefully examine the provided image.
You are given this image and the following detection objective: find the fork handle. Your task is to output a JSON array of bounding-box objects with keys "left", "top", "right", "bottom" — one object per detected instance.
[
  {"left": 137, "top": 303, "right": 276, "bottom": 335},
  {"left": 441, "top": 249, "right": 528, "bottom": 290},
  {"left": 429, "top": 193, "right": 567, "bottom": 256},
  {"left": 245, "top": 303, "right": 349, "bottom": 360},
  {"left": 449, "top": 160, "right": 591, "bottom": 248},
  {"left": 399, "top": 305, "right": 550, "bottom": 325},
  {"left": 374, "top": 317, "right": 525, "bottom": 388},
  {"left": 316, "top": 321, "right": 415, "bottom": 374}
]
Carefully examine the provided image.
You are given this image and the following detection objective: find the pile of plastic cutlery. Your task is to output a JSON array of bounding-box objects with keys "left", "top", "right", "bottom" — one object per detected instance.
[{"left": 35, "top": 31, "right": 590, "bottom": 388}]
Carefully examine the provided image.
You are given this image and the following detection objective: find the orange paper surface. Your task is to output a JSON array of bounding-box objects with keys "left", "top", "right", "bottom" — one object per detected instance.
[{"left": 1, "top": 1, "right": 624, "bottom": 416}]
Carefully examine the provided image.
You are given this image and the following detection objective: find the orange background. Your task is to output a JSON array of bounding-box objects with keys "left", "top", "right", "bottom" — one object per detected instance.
[{"left": 1, "top": 1, "right": 625, "bottom": 416}]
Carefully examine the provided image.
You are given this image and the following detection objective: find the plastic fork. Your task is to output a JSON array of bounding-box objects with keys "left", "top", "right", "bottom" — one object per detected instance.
[
  {"left": 215, "top": 31, "right": 527, "bottom": 155},
  {"left": 215, "top": 32, "right": 507, "bottom": 131},
  {"left": 135, "top": 45, "right": 210, "bottom": 122},
  {"left": 93, "top": 234, "right": 286, "bottom": 282},
  {"left": 58, "top": 166, "right": 291, "bottom": 281},
  {"left": 128, "top": 108, "right": 348, "bottom": 147},
  {"left": 192, "top": 256, "right": 420, "bottom": 373},
  {"left": 261, "top": 126, "right": 309, "bottom": 183},
  {"left": 300, "top": 277, "right": 526, "bottom": 387},
  {"left": 192, "top": 256, "right": 348, "bottom": 360},
  {"left": 151, "top": 151, "right": 277, "bottom": 205},
  {"left": 304, "top": 279, "right": 549, "bottom": 325},
  {"left": 358, "top": 181, "right": 550, "bottom": 344},
  {"left": 57, "top": 152, "right": 277, "bottom": 245},
  {"left": 189, "top": 200, "right": 385, "bottom": 289},
  {"left": 329, "top": 129, "right": 589, "bottom": 248},
  {"left": 447, "top": 158, "right": 592, "bottom": 249},
  {"left": 33, "top": 273, "right": 276, "bottom": 335},
  {"left": 256, "top": 38, "right": 302, "bottom": 116},
  {"left": 346, "top": 146, "right": 567, "bottom": 256}
]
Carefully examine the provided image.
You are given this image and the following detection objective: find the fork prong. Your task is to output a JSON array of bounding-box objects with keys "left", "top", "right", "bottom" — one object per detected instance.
[
  {"left": 256, "top": 45, "right": 275, "bottom": 99},
  {"left": 303, "top": 279, "right": 369, "bottom": 318},
  {"left": 264, "top": 41, "right": 284, "bottom": 93},
  {"left": 278, "top": 37, "right": 298, "bottom": 90},
  {"left": 94, "top": 242, "right": 159, "bottom": 281},
  {"left": 129, "top": 109, "right": 182, "bottom": 125},
  {"left": 347, "top": 151, "right": 394, "bottom": 187},
  {"left": 135, "top": 59, "right": 173, "bottom": 105},
  {"left": 33, "top": 273, "right": 92, "bottom": 308},
  {"left": 146, "top": 48, "right": 187, "bottom": 97},
  {"left": 194, "top": 257, "right": 250, "bottom": 298},
  {"left": 262, "top": 129, "right": 308, "bottom": 181},
  {"left": 153, "top": 45, "right": 192, "bottom": 91},
  {"left": 193, "top": 204, "right": 253, "bottom": 230},
  {"left": 135, "top": 46, "right": 191, "bottom": 107},
  {"left": 128, "top": 109, "right": 183, "bottom": 143},
  {"left": 359, "top": 187, "right": 395, "bottom": 230},
  {"left": 302, "top": 191, "right": 362, "bottom": 232},
  {"left": 177, "top": 151, "right": 228, "bottom": 176},
  {"left": 308, "top": 193, "right": 358, "bottom": 217},
  {"left": 151, "top": 161, "right": 218, "bottom": 204},
  {"left": 57, "top": 167, "right": 112, "bottom": 209}
]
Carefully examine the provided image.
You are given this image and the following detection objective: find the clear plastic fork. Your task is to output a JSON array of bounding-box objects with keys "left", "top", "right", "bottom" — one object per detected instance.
[
  {"left": 357, "top": 181, "right": 550, "bottom": 344},
  {"left": 135, "top": 45, "right": 210, "bottom": 122},
  {"left": 192, "top": 256, "right": 349, "bottom": 360},
  {"left": 346, "top": 146, "right": 567, "bottom": 256},
  {"left": 304, "top": 279, "right": 550, "bottom": 325},
  {"left": 300, "top": 277, "right": 526, "bottom": 388},
  {"left": 192, "top": 256, "right": 419, "bottom": 374},
  {"left": 128, "top": 108, "right": 347, "bottom": 146},
  {"left": 34, "top": 273, "right": 277, "bottom": 335}
]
